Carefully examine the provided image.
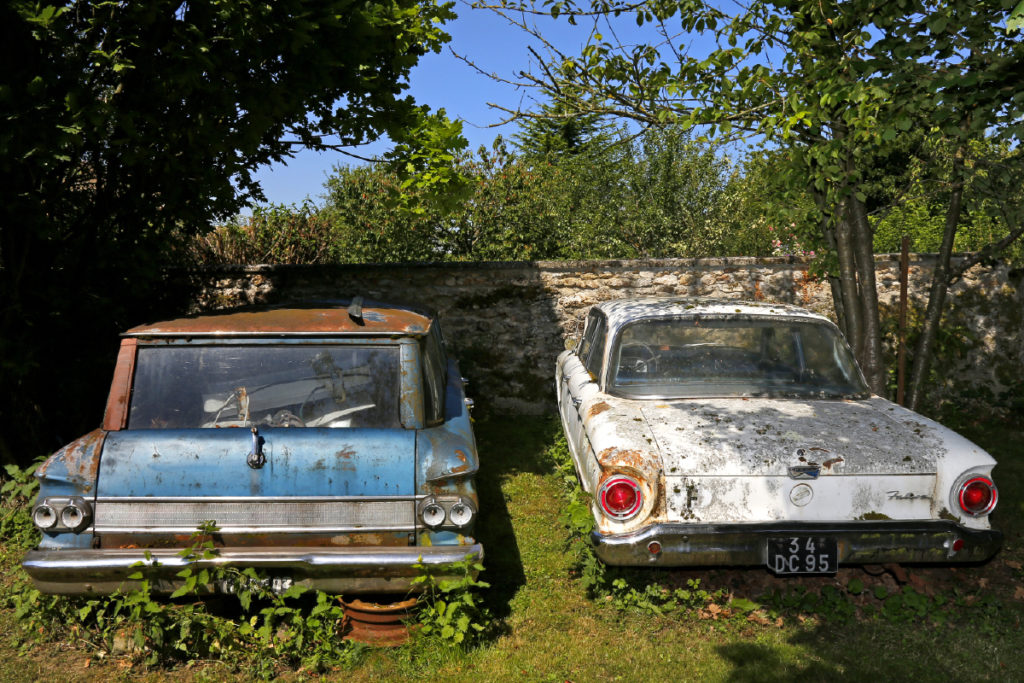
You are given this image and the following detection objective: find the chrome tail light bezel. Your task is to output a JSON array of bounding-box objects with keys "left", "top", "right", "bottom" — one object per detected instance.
[
  {"left": 598, "top": 476, "right": 644, "bottom": 521},
  {"left": 954, "top": 475, "right": 998, "bottom": 517},
  {"left": 33, "top": 496, "right": 93, "bottom": 533},
  {"left": 417, "top": 495, "right": 477, "bottom": 530}
]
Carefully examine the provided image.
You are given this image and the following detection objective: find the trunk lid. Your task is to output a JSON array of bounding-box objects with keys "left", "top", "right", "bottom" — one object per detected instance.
[
  {"left": 92, "top": 428, "right": 417, "bottom": 546},
  {"left": 639, "top": 397, "right": 942, "bottom": 477},
  {"left": 97, "top": 428, "right": 416, "bottom": 497}
]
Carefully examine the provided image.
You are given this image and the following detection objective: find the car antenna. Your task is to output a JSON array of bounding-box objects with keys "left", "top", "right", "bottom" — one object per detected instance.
[{"left": 347, "top": 296, "right": 365, "bottom": 325}]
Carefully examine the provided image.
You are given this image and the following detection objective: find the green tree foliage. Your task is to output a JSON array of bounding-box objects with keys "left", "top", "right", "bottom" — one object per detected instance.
[
  {"left": 197, "top": 128, "right": 765, "bottom": 264},
  {"left": 0, "top": 0, "right": 465, "bottom": 463},
  {"left": 513, "top": 101, "right": 617, "bottom": 158},
  {"left": 479, "top": 0, "right": 1024, "bottom": 399}
]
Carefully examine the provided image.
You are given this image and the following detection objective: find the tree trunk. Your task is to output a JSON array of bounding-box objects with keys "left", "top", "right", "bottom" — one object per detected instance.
[
  {"left": 906, "top": 148, "right": 967, "bottom": 411},
  {"left": 834, "top": 210, "right": 864, "bottom": 358},
  {"left": 846, "top": 194, "right": 887, "bottom": 394},
  {"left": 816, "top": 191, "right": 850, "bottom": 340}
]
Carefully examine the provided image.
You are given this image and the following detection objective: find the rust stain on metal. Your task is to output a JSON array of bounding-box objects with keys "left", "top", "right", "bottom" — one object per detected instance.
[
  {"left": 38, "top": 430, "right": 106, "bottom": 492},
  {"left": 334, "top": 448, "right": 357, "bottom": 472},
  {"left": 103, "top": 338, "right": 137, "bottom": 431},
  {"left": 596, "top": 447, "right": 660, "bottom": 476},
  {"left": 123, "top": 303, "right": 432, "bottom": 337},
  {"left": 588, "top": 401, "right": 612, "bottom": 419},
  {"left": 822, "top": 456, "right": 845, "bottom": 470},
  {"left": 449, "top": 449, "right": 470, "bottom": 474}
]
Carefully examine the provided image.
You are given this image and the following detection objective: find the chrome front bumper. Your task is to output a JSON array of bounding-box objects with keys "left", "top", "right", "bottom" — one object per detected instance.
[
  {"left": 592, "top": 521, "right": 1001, "bottom": 568},
  {"left": 23, "top": 544, "right": 483, "bottom": 595}
]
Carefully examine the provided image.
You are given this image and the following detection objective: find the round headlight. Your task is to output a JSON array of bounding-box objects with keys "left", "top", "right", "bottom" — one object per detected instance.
[
  {"left": 33, "top": 504, "right": 57, "bottom": 529},
  {"left": 421, "top": 502, "right": 446, "bottom": 527},
  {"left": 448, "top": 500, "right": 475, "bottom": 528},
  {"left": 60, "top": 504, "right": 85, "bottom": 530}
]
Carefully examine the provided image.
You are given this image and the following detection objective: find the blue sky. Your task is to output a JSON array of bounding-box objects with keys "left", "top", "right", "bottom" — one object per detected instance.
[{"left": 250, "top": 3, "right": 676, "bottom": 208}]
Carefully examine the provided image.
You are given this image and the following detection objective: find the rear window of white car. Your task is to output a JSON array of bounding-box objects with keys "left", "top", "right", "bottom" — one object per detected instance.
[
  {"left": 128, "top": 344, "right": 401, "bottom": 429},
  {"left": 610, "top": 317, "right": 868, "bottom": 399}
]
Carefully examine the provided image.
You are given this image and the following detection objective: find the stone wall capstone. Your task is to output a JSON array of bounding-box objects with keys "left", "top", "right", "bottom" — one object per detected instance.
[{"left": 188, "top": 255, "right": 1023, "bottom": 416}]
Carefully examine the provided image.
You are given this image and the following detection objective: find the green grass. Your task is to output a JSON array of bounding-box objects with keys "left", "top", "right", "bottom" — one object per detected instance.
[{"left": 2, "top": 415, "right": 1023, "bottom": 681}]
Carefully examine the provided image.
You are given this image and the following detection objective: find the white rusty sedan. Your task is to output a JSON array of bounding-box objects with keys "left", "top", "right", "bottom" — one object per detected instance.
[{"left": 555, "top": 298, "right": 1000, "bottom": 573}]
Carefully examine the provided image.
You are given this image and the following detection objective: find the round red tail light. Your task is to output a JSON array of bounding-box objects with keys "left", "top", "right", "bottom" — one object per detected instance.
[
  {"left": 599, "top": 477, "right": 643, "bottom": 520},
  {"left": 957, "top": 476, "right": 997, "bottom": 516}
]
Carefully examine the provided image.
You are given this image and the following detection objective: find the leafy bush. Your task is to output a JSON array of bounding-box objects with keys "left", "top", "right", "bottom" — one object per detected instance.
[
  {"left": 6, "top": 522, "right": 362, "bottom": 676},
  {"left": 412, "top": 554, "right": 492, "bottom": 647},
  {"left": 188, "top": 202, "right": 343, "bottom": 266},
  {"left": 0, "top": 461, "right": 41, "bottom": 551},
  {"left": 544, "top": 429, "right": 744, "bottom": 619}
]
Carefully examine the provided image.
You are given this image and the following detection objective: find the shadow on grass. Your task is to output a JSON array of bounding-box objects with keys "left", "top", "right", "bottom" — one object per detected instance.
[
  {"left": 473, "top": 416, "right": 563, "bottom": 620},
  {"left": 713, "top": 416, "right": 1024, "bottom": 681},
  {"left": 716, "top": 641, "right": 840, "bottom": 682}
]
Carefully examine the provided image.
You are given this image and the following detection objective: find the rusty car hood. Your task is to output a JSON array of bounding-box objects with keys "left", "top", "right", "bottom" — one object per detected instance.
[{"left": 629, "top": 396, "right": 944, "bottom": 477}]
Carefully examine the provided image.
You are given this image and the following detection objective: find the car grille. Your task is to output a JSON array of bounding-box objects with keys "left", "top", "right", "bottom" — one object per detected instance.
[{"left": 93, "top": 497, "right": 417, "bottom": 534}]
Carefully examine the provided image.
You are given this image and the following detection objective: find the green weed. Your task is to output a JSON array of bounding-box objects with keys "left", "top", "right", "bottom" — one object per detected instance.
[
  {"left": 412, "top": 553, "right": 492, "bottom": 647},
  {"left": 7, "top": 522, "right": 362, "bottom": 677},
  {"left": 1, "top": 460, "right": 42, "bottom": 551},
  {"left": 544, "top": 430, "right": 753, "bottom": 621}
]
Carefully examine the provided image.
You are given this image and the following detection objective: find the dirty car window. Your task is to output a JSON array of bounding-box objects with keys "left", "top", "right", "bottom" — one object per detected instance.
[
  {"left": 611, "top": 318, "right": 868, "bottom": 399},
  {"left": 128, "top": 345, "right": 401, "bottom": 429}
]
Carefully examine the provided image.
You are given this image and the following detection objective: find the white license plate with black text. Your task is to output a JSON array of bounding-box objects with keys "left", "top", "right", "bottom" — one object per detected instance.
[{"left": 767, "top": 537, "right": 838, "bottom": 574}]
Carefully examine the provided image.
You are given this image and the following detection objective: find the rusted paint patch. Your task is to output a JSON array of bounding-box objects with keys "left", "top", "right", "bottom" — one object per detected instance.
[
  {"left": 588, "top": 401, "right": 612, "bottom": 419},
  {"left": 597, "top": 447, "right": 658, "bottom": 472},
  {"left": 822, "top": 456, "right": 845, "bottom": 470},
  {"left": 124, "top": 303, "right": 433, "bottom": 338},
  {"left": 37, "top": 429, "right": 106, "bottom": 492},
  {"left": 103, "top": 338, "right": 137, "bottom": 431}
]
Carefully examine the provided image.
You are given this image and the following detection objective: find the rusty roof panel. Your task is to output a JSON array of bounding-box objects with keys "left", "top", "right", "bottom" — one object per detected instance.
[{"left": 123, "top": 301, "right": 432, "bottom": 338}]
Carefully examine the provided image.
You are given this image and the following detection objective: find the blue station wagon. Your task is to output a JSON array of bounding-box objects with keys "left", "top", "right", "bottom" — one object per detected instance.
[{"left": 23, "top": 299, "right": 482, "bottom": 595}]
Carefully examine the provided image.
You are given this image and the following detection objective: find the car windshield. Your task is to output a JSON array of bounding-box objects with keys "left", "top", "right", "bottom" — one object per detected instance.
[
  {"left": 127, "top": 344, "right": 401, "bottom": 429},
  {"left": 610, "top": 317, "right": 869, "bottom": 399}
]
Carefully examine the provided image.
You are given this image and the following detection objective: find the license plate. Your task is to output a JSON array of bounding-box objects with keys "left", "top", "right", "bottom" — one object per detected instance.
[
  {"left": 217, "top": 575, "right": 294, "bottom": 595},
  {"left": 767, "top": 537, "right": 838, "bottom": 574}
]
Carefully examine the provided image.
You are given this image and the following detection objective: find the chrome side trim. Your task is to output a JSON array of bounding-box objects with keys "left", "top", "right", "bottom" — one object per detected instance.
[{"left": 94, "top": 499, "right": 416, "bottom": 534}]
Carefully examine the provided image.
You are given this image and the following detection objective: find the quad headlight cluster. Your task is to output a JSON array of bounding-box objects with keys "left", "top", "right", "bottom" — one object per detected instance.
[
  {"left": 418, "top": 495, "right": 476, "bottom": 530},
  {"left": 32, "top": 497, "right": 93, "bottom": 533}
]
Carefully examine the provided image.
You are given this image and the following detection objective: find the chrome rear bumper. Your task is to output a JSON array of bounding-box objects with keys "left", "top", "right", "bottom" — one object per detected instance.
[
  {"left": 23, "top": 544, "right": 483, "bottom": 595},
  {"left": 592, "top": 521, "right": 1001, "bottom": 569}
]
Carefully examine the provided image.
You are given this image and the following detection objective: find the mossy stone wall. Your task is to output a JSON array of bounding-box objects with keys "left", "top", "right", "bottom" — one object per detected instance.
[{"left": 189, "top": 255, "right": 1023, "bottom": 417}]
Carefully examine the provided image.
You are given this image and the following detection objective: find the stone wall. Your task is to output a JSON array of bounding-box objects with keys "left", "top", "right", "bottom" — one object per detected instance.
[{"left": 189, "top": 255, "right": 1023, "bottom": 417}]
